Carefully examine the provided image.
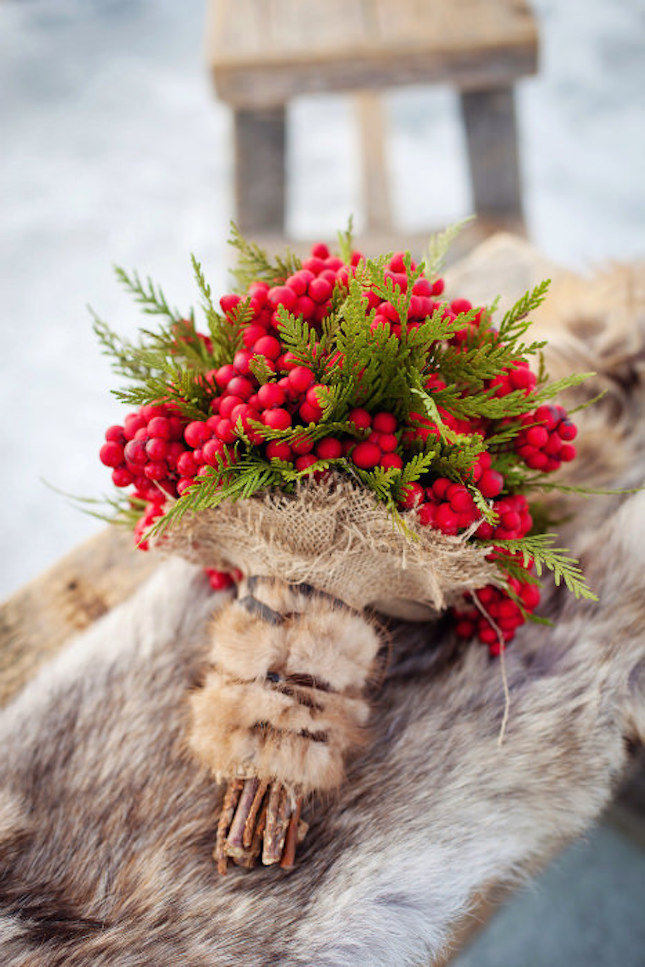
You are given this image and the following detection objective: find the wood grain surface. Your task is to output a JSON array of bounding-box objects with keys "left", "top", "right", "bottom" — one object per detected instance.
[{"left": 206, "top": 0, "right": 538, "bottom": 107}]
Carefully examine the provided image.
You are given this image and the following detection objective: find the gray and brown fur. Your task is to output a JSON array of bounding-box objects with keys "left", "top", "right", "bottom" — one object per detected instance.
[{"left": 0, "top": 265, "right": 644, "bottom": 966}]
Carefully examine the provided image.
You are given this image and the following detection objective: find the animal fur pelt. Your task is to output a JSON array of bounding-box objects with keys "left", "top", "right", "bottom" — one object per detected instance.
[{"left": 1, "top": 264, "right": 644, "bottom": 966}]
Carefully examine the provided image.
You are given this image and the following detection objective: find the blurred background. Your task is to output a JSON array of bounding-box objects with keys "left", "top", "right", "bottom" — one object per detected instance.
[{"left": 1, "top": 1, "right": 644, "bottom": 962}]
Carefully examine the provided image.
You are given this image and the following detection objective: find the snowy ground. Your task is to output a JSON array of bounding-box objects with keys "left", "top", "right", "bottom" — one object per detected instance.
[{"left": 1, "top": 2, "right": 644, "bottom": 963}]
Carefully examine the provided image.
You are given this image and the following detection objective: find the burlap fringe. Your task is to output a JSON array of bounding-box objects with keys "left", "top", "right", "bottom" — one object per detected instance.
[{"left": 157, "top": 476, "right": 499, "bottom": 616}]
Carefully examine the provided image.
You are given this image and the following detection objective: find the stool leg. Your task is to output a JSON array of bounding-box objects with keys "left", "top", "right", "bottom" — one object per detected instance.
[
  {"left": 233, "top": 106, "right": 286, "bottom": 234},
  {"left": 355, "top": 92, "right": 393, "bottom": 235},
  {"left": 459, "top": 86, "right": 524, "bottom": 226}
]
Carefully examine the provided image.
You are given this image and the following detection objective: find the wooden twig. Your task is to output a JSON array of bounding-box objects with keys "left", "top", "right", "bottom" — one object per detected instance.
[
  {"left": 214, "top": 778, "right": 243, "bottom": 875},
  {"left": 280, "top": 797, "right": 302, "bottom": 869},
  {"left": 225, "top": 777, "right": 259, "bottom": 861},
  {"left": 262, "top": 783, "right": 290, "bottom": 865},
  {"left": 243, "top": 779, "right": 268, "bottom": 848}
]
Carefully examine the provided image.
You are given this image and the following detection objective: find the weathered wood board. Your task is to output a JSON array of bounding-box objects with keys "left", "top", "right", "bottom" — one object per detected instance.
[{"left": 207, "top": 0, "right": 538, "bottom": 107}]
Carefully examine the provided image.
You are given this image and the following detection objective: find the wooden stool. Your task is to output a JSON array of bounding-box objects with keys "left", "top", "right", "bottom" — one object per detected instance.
[{"left": 207, "top": 0, "right": 538, "bottom": 235}]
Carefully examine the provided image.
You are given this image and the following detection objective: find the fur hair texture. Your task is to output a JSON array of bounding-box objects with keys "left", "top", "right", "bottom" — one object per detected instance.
[
  {"left": 0, "top": 266, "right": 644, "bottom": 966},
  {"left": 189, "top": 580, "right": 381, "bottom": 793}
]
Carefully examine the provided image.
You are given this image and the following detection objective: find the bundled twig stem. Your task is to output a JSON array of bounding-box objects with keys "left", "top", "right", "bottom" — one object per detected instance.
[{"left": 215, "top": 777, "right": 305, "bottom": 872}]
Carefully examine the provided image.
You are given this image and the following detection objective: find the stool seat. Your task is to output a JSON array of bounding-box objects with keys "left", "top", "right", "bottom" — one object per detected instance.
[
  {"left": 209, "top": 0, "right": 537, "bottom": 107},
  {"left": 207, "top": 0, "right": 538, "bottom": 235}
]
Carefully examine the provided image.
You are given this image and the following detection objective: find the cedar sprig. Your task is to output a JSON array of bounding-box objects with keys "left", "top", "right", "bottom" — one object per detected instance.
[
  {"left": 228, "top": 222, "right": 301, "bottom": 291},
  {"left": 114, "top": 266, "right": 182, "bottom": 323},
  {"left": 479, "top": 532, "right": 598, "bottom": 601},
  {"left": 423, "top": 216, "right": 475, "bottom": 278}
]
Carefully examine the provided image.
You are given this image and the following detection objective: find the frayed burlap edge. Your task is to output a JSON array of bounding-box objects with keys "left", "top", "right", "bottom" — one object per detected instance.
[{"left": 155, "top": 477, "right": 500, "bottom": 615}]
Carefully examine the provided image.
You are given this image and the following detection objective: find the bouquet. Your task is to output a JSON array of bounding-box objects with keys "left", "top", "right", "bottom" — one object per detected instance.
[{"left": 93, "top": 223, "right": 595, "bottom": 871}]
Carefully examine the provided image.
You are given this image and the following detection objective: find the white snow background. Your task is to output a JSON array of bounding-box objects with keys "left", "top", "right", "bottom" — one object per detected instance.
[{"left": 1, "top": 0, "right": 644, "bottom": 598}]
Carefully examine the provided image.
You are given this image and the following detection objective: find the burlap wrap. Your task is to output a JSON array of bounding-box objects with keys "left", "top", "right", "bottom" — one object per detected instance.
[{"left": 157, "top": 477, "right": 499, "bottom": 619}]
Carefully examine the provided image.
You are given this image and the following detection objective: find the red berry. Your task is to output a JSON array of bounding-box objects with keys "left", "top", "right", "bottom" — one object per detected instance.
[
  {"left": 112, "top": 467, "right": 133, "bottom": 487},
  {"left": 351, "top": 441, "right": 381, "bottom": 469},
  {"left": 220, "top": 395, "right": 244, "bottom": 419},
  {"left": 177, "top": 452, "right": 199, "bottom": 477},
  {"left": 242, "top": 324, "right": 268, "bottom": 349},
  {"left": 305, "top": 385, "right": 323, "bottom": 407},
  {"left": 450, "top": 298, "right": 472, "bottom": 315},
  {"left": 291, "top": 434, "right": 314, "bottom": 455},
  {"left": 253, "top": 335, "right": 282, "bottom": 360},
  {"left": 176, "top": 477, "right": 194, "bottom": 496},
  {"left": 220, "top": 293, "right": 242, "bottom": 315},
  {"left": 233, "top": 349, "right": 253, "bottom": 374},
  {"left": 266, "top": 440, "right": 293, "bottom": 462},
  {"left": 399, "top": 482, "right": 424, "bottom": 509},
  {"left": 560, "top": 443, "right": 576, "bottom": 462},
  {"left": 215, "top": 419, "right": 236, "bottom": 443},
  {"left": 215, "top": 364, "right": 237, "bottom": 388},
  {"left": 315, "top": 437, "right": 343, "bottom": 460},
  {"left": 202, "top": 439, "right": 225, "bottom": 466},
  {"left": 105, "top": 425, "right": 125, "bottom": 444},
  {"left": 299, "top": 402, "right": 322, "bottom": 424},
  {"left": 226, "top": 376, "right": 255, "bottom": 401},
  {"left": 268, "top": 286, "right": 297, "bottom": 311},
  {"left": 308, "top": 277, "right": 333, "bottom": 304},
  {"left": 311, "top": 242, "right": 330, "bottom": 259},
  {"left": 559, "top": 421, "right": 577, "bottom": 441},
  {"left": 147, "top": 416, "right": 170, "bottom": 439},
  {"left": 295, "top": 454, "right": 318, "bottom": 473},
  {"left": 348, "top": 408, "right": 372, "bottom": 431},
  {"left": 123, "top": 413, "right": 147, "bottom": 440},
  {"left": 257, "top": 382, "right": 286, "bottom": 409},
  {"left": 479, "top": 470, "right": 504, "bottom": 499},
  {"left": 144, "top": 460, "right": 167, "bottom": 481},
  {"left": 526, "top": 426, "right": 548, "bottom": 448},
  {"left": 146, "top": 437, "right": 168, "bottom": 461},
  {"left": 377, "top": 433, "right": 398, "bottom": 453},
  {"left": 372, "top": 412, "right": 397, "bottom": 433},
  {"left": 123, "top": 439, "right": 147, "bottom": 465},
  {"left": 184, "top": 421, "right": 209, "bottom": 448},
  {"left": 206, "top": 568, "right": 234, "bottom": 590},
  {"left": 434, "top": 505, "right": 459, "bottom": 535},
  {"left": 418, "top": 503, "right": 436, "bottom": 526},
  {"left": 100, "top": 441, "right": 124, "bottom": 467},
  {"left": 380, "top": 453, "right": 403, "bottom": 470},
  {"left": 262, "top": 408, "right": 292, "bottom": 431},
  {"left": 288, "top": 366, "right": 315, "bottom": 395}
]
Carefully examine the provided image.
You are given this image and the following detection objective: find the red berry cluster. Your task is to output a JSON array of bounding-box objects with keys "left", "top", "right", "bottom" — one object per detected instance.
[
  {"left": 514, "top": 404, "right": 577, "bottom": 472},
  {"left": 366, "top": 251, "right": 445, "bottom": 339},
  {"left": 476, "top": 493, "right": 533, "bottom": 541},
  {"left": 488, "top": 358, "right": 537, "bottom": 397},
  {"left": 453, "top": 578, "right": 541, "bottom": 654},
  {"left": 99, "top": 403, "right": 190, "bottom": 501}
]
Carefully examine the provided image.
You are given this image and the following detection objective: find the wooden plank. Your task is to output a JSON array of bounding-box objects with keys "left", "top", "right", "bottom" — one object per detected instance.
[
  {"left": 210, "top": 0, "right": 537, "bottom": 65},
  {"left": 460, "top": 86, "right": 524, "bottom": 223},
  {"left": 207, "top": 0, "right": 538, "bottom": 107},
  {"left": 234, "top": 106, "right": 287, "bottom": 233},
  {"left": 0, "top": 527, "right": 157, "bottom": 708},
  {"left": 355, "top": 92, "right": 393, "bottom": 234}
]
